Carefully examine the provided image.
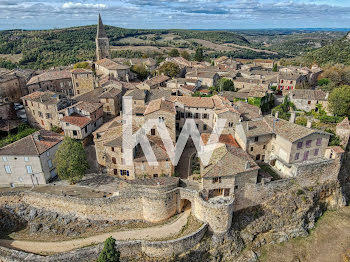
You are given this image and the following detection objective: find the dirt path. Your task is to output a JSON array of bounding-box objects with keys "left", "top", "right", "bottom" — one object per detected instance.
[
  {"left": 260, "top": 206, "right": 350, "bottom": 262},
  {"left": 0, "top": 210, "right": 190, "bottom": 255}
]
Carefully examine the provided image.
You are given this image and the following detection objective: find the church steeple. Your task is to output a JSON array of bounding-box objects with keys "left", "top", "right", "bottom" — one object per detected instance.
[
  {"left": 95, "top": 14, "right": 111, "bottom": 61},
  {"left": 97, "top": 13, "right": 108, "bottom": 39}
]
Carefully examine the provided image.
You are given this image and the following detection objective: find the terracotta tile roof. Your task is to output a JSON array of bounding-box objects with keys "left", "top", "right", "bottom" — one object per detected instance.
[
  {"left": 134, "top": 136, "right": 170, "bottom": 162},
  {"left": 125, "top": 89, "right": 147, "bottom": 100},
  {"left": 61, "top": 113, "right": 91, "bottom": 128},
  {"left": 98, "top": 87, "right": 122, "bottom": 99},
  {"left": 27, "top": 70, "right": 71, "bottom": 85},
  {"left": 337, "top": 117, "right": 350, "bottom": 130},
  {"left": 144, "top": 75, "right": 170, "bottom": 87},
  {"left": 186, "top": 71, "right": 218, "bottom": 79},
  {"left": 0, "top": 130, "right": 63, "bottom": 156},
  {"left": 71, "top": 68, "right": 92, "bottom": 74},
  {"left": 327, "top": 146, "right": 345, "bottom": 154},
  {"left": 233, "top": 101, "right": 261, "bottom": 120},
  {"left": 75, "top": 101, "right": 103, "bottom": 113},
  {"left": 181, "top": 85, "right": 197, "bottom": 92},
  {"left": 147, "top": 89, "right": 172, "bottom": 102},
  {"left": 201, "top": 134, "right": 240, "bottom": 148},
  {"left": 22, "top": 91, "right": 60, "bottom": 105},
  {"left": 290, "top": 90, "right": 328, "bottom": 101},
  {"left": 203, "top": 146, "right": 259, "bottom": 178},
  {"left": 144, "top": 98, "right": 176, "bottom": 115},
  {"left": 74, "top": 88, "right": 104, "bottom": 103},
  {"left": 95, "top": 58, "right": 130, "bottom": 70},
  {"left": 169, "top": 96, "right": 215, "bottom": 108}
]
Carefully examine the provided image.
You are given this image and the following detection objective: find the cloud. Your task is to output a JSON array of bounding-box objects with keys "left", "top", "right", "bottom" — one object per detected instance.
[{"left": 62, "top": 2, "right": 107, "bottom": 9}]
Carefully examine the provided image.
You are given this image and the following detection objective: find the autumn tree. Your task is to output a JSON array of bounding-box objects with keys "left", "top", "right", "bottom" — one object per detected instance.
[
  {"left": 54, "top": 137, "right": 88, "bottom": 184},
  {"left": 98, "top": 237, "right": 120, "bottom": 262},
  {"left": 180, "top": 50, "right": 190, "bottom": 60},
  {"left": 159, "top": 62, "right": 180, "bottom": 78},
  {"left": 131, "top": 64, "right": 148, "bottom": 81}
]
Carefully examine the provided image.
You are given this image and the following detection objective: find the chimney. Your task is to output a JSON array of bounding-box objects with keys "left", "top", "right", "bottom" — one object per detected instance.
[
  {"left": 307, "top": 119, "right": 312, "bottom": 128},
  {"left": 245, "top": 161, "right": 250, "bottom": 170},
  {"left": 275, "top": 111, "right": 279, "bottom": 119},
  {"left": 289, "top": 111, "right": 296, "bottom": 123}
]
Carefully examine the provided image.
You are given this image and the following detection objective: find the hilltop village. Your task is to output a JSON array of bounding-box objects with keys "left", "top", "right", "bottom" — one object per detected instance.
[{"left": 0, "top": 15, "right": 349, "bottom": 261}]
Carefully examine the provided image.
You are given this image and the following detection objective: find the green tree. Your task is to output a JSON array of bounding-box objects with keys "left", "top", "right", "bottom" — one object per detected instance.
[
  {"left": 217, "top": 78, "right": 234, "bottom": 92},
  {"left": 317, "top": 78, "right": 330, "bottom": 86},
  {"left": 168, "top": 48, "right": 179, "bottom": 57},
  {"left": 54, "top": 137, "right": 88, "bottom": 184},
  {"left": 272, "top": 63, "right": 278, "bottom": 72},
  {"left": 159, "top": 62, "right": 180, "bottom": 78},
  {"left": 180, "top": 50, "right": 190, "bottom": 60},
  {"left": 328, "top": 85, "right": 350, "bottom": 117},
  {"left": 271, "top": 96, "right": 296, "bottom": 121},
  {"left": 194, "top": 48, "right": 204, "bottom": 62},
  {"left": 73, "top": 62, "right": 91, "bottom": 69},
  {"left": 131, "top": 64, "right": 148, "bottom": 81},
  {"left": 98, "top": 237, "right": 120, "bottom": 262}
]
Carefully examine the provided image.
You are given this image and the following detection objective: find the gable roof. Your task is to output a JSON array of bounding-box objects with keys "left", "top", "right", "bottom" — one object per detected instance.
[
  {"left": 143, "top": 75, "right": 170, "bottom": 87},
  {"left": 144, "top": 99, "right": 176, "bottom": 115},
  {"left": 75, "top": 101, "right": 103, "bottom": 113},
  {"left": 337, "top": 117, "right": 350, "bottom": 130},
  {"left": 0, "top": 130, "right": 63, "bottom": 156},
  {"left": 95, "top": 58, "right": 130, "bottom": 70},
  {"left": 169, "top": 96, "right": 215, "bottom": 109},
  {"left": 27, "top": 70, "right": 71, "bottom": 85},
  {"left": 290, "top": 90, "right": 328, "bottom": 101},
  {"left": 61, "top": 114, "right": 91, "bottom": 128}
]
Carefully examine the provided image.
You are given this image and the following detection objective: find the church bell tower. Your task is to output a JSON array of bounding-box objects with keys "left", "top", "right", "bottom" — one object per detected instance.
[{"left": 96, "top": 14, "right": 111, "bottom": 61}]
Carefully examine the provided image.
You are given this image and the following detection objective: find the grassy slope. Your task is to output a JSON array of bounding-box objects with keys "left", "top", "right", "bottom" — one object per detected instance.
[{"left": 260, "top": 206, "right": 350, "bottom": 262}]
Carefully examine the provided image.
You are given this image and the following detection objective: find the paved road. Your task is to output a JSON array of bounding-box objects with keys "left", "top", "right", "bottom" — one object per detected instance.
[{"left": 0, "top": 210, "right": 190, "bottom": 254}]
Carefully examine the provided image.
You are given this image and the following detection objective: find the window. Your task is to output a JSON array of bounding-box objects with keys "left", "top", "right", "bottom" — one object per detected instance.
[
  {"left": 308, "top": 101, "right": 311, "bottom": 105},
  {"left": 202, "top": 113, "right": 209, "bottom": 119},
  {"left": 48, "top": 159, "right": 53, "bottom": 168},
  {"left": 297, "top": 142, "right": 303, "bottom": 149},
  {"left": 111, "top": 147, "right": 115, "bottom": 152},
  {"left": 26, "top": 165, "right": 33, "bottom": 174},
  {"left": 158, "top": 116, "right": 165, "bottom": 123},
  {"left": 151, "top": 129, "right": 155, "bottom": 135},
  {"left": 38, "top": 111, "right": 43, "bottom": 117},
  {"left": 73, "top": 130, "right": 77, "bottom": 136},
  {"left": 66, "top": 123, "right": 70, "bottom": 126},
  {"left": 2, "top": 156, "right": 7, "bottom": 162},
  {"left": 316, "top": 138, "right": 322, "bottom": 146},
  {"left": 228, "top": 122, "right": 234, "bottom": 127},
  {"left": 295, "top": 153, "right": 300, "bottom": 160},
  {"left": 250, "top": 147, "right": 253, "bottom": 152},
  {"left": 24, "top": 157, "right": 29, "bottom": 162},
  {"left": 194, "top": 113, "right": 199, "bottom": 119},
  {"left": 112, "top": 157, "right": 116, "bottom": 164},
  {"left": 203, "top": 124, "right": 207, "bottom": 131},
  {"left": 314, "top": 149, "right": 319, "bottom": 156},
  {"left": 254, "top": 137, "right": 259, "bottom": 142},
  {"left": 180, "top": 112, "right": 185, "bottom": 118},
  {"left": 46, "top": 113, "right": 51, "bottom": 119},
  {"left": 212, "top": 177, "right": 222, "bottom": 183},
  {"left": 153, "top": 174, "right": 158, "bottom": 178},
  {"left": 263, "top": 145, "right": 266, "bottom": 149},
  {"left": 306, "top": 140, "right": 312, "bottom": 148},
  {"left": 186, "top": 112, "right": 193, "bottom": 118},
  {"left": 4, "top": 165, "right": 11, "bottom": 174},
  {"left": 120, "top": 170, "right": 129, "bottom": 176},
  {"left": 76, "top": 82, "right": 79, "bottom": 87},
  {"left": 281, "top": 80, "right": 284, "bottom": 83}
]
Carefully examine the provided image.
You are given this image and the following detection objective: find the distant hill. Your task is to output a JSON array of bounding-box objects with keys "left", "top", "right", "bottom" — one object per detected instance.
[
  {"left": 298, "top": 32, "right": 350, "bottom": 66},
  {"left": 0, "top": 25, "right": 251, "bottom": 69}
]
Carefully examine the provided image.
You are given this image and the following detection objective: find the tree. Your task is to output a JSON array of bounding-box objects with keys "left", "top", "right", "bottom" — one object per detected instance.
[
  {"left": 217, "top": 78, "right": 234, "bottom": 92},
  {"left": 328, "top": 85, "right": 350, "bottom": 117},
  {"left": 180, "top": 50, "right": 190, "bottom": 60},
  {"left": 318, "top": 78, "right": 330, "bottom": 86},
  {"left": 272, "top": 63, "right": 278, "bottom": 72},
  {"left": 98, "top": 237, "right": 120, "bottom": 262},
  {"left": 194, "top": 48, "right": 204, "bottom": 62},
  {"left": 54, "top": 137, "right": 89, "bottom": 184},
  {"left": 159, "top": 62, "right": 180, "bottom": 78},
  {"left": 73, "top": 62, "right": 91, "bottom": 69},
  {"left": 131, "top": 64, "right": 148, "bottom": 81},
  {"left": 168, "top": 48, "right": 179, "bottom": 57}
]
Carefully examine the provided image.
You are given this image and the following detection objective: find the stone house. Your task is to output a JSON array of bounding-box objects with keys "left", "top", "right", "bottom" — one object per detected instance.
[
  {"left": 95, "top": 58, "right": 132, "bottom": 82},
  {"left": 128, "top": 58, "right": 157, "bottom": 71},
  {"left": 232, "top": 101, "right": 262, "bottom": 121},
  {"left": 58, "top": 101, "right": 103, "bottom": 140},
  {"left": 199, "top": 143, "right": 259, "bottom": 198},
  {"left": 137, "top": 75, "right": 170, "bottom": 90},
  {"left": 288, "top": 89, "right": 329, "bottom": 113},
  {"left": 185, "top": 71, "right": 219, "bottom": 87},
  {"left": 0, "top": 130, "right": 63, "bottom": 187},
  {"left": 166, "top": 78, "right": 202, "bottom": 96},
  {"left": 22, "top": 91, "right": 76, "bottom": 130},
  {"left": 232, "top": 77, "right": 270, "bottom": 90},
  {"left": 170, "top": 95, "right": 240, "bottom": 135},
  {"left": 253, "top": 59, "right": 275, "bottom": 69},
  {"left": 0, "top": 73, "right": 25, "bottom": 102},
  {"left": 26, "top": 70, "right": 73, "bottom": 97},
  {"left": 71, "top": 68, "right": 96, "bottom": 96},
  {"left": 336, "top": 117, "right": 350, "bottom": 148},
  {"left": 235, "top": 116, "right": 331, "bottom": 177},
  {"left": 232, "top": 88, "right": 273, "bottom": 111},
  {"left": 278, "top": 72, "right": 307, "bottom": 91}
]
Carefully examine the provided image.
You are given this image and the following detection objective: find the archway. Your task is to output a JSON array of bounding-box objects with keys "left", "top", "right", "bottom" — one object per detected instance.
[{"left": 180, "top": 199, "right": 192, "bottom": 212}]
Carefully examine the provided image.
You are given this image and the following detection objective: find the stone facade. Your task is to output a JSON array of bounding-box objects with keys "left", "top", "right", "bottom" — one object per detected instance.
[
  {"left": 95, "top": 14, "right": 111, "bottom": 61},
  {"left": 71, "top": 69, "right": 95, "bottom": 96}
]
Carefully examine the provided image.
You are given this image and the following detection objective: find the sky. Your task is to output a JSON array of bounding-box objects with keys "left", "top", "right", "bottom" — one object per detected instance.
[{"left": 1, "top": 0, "right": 350, "bottom": 30}]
